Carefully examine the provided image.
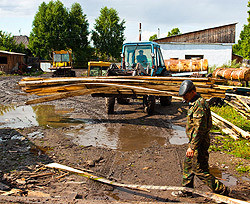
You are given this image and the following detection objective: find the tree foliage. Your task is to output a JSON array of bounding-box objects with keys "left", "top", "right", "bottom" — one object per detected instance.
[
  {"left": 233, "top": 2, "right": 250, "bottom": 59},
  {"left": 167, "top": 28, "right": 181, "bottom": 37},
  {"left": 67, "top": 3, "right": 90, "bottom": 62},
  {"left": 29, "top": 0, "right": 89, "bottom": 61},
  {"left": 91, "top": 7, "right": 125, "bottom": 61},
  {"left": 149, "top": 34, "right": 157, "bottom": 41},
  {"left": 0, "top": 30, "right": 26, "bottom": 53}
]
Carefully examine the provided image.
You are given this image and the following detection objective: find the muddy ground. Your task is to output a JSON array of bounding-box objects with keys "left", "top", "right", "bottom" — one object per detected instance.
[{"left": 0, "top": 70, "right": 249, "bottom": 203}]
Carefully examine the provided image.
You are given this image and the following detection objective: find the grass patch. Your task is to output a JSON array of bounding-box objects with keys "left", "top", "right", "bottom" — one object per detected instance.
[
  {"left": 210, "top": 105, "right": 250, "bottom": 160},
  {"left": 211, "top": 105, "right": 250, "bottom": 132},
  {"left": 236, "top": 162, "right": 250, "bottom": 174},
  {"left": 210, "top": 135, "right": 250, "bottom": 159}
]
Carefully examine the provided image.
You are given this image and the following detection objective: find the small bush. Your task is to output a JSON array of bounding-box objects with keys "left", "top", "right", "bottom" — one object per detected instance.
[{"left": 219, "top": 59, "right": 241, "bottom": 68}]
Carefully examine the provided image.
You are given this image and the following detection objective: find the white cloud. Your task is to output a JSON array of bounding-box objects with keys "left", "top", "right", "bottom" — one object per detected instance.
[{"left": 0, "top": 0, "right": 248, "bottom": 41}]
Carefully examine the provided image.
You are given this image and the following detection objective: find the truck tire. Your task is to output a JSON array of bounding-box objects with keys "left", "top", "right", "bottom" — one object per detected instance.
[
  {"left": 160, "top": 96, "right": 172, "bottom": 106},
  {"left": 143, "top": 95, "right": 155, "bottom": 115},
  {"left": 105, "top": 97, "right": 115, "bottom": 114}
]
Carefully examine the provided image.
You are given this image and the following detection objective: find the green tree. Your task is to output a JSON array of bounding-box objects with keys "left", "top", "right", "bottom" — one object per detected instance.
[
  {"left": 67, "top": 3, "right": 90, "bottom": 63},
  {"left": 233, "top": 2, "right": 250, "bottom": 59},
  {"left": 0, "top": 30, "right": 26, "bottom": 53},
  {"left": 29, "top": 0, "right": 89, "bottom": 61},
  {"left": 91, "top": 7, "right": 125, "bottom": 61},
  {"left": 167, "top": 28, "right": 181, "bottom": 37},
  {"left": 149, "top": 34, "right": 157, "bottom": 41}
]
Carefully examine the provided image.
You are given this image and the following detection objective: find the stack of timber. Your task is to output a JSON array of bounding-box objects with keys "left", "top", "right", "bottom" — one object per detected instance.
[
  {"left": 18, "top": 76, "right": 226, "bottom": 105},
  {"left": 224, "top": 93, "right": 250, "bottom": 119},
  {"left": 212, "top": 111, "right": 250, "bottom": 140},
  {"left": 213, "top": 67, "right": 250, "bottom": 81},
  {"left": 164, "top": 59, "right": 208, "bottom": 72}
]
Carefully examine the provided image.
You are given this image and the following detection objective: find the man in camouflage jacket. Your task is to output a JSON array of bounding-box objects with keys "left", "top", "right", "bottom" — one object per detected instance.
[{"left": 172, "top": 80, "right": 229, "bottom": 197}]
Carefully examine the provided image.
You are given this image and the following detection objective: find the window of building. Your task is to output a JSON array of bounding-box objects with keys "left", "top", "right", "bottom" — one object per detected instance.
[
  {"left": 185, "top": 55, "right": 204, "bottom": 59},
  {"left": 0, "top": 57, "right": 7, "bottom": 64}
]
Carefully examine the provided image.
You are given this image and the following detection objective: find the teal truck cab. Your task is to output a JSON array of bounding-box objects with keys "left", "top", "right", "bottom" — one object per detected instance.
[
  {"left": 95, "top": 41, "right": 172, "bottom": 115},
  {"left": 121, "top": 41, "right": 168, "bottom": 76}
]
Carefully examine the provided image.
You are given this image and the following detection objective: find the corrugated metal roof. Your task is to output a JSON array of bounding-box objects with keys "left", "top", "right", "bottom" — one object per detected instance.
[
  {"left": 0, "top": 50, "right": 26, "bottom": 56},
  {"left": 154, "top": 23, "right": 237, "bottom": 43}
]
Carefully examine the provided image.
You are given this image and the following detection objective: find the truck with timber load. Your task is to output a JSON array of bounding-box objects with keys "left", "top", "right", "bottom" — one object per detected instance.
[
  {"left": 92, "top": 41, "right": 172, "bottom": 115},
  {"left": 50, "top": 50, "right": 76, "bottom": 77}
]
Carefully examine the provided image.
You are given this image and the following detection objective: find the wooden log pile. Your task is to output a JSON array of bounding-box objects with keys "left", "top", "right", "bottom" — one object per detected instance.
[
  {"left": 213, "top": 67, "right": 250, "bottom": 81},
  {"left": 164, "top": 59, "right": 208, "bottom": 72},
  {"left": 18, "top": 76, "right": 226, "bottom": 105}
]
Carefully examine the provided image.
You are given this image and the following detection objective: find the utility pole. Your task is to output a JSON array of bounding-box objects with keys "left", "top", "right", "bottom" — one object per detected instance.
[{"left": 139, "top": 23, "right": 142, "bottom": 41}]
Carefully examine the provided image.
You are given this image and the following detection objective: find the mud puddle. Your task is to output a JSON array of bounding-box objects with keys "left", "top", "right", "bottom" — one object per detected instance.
[
  {"left": 0, "top": 104, "right": 74, "bottom": 128},
  {"left": 169, "top": 125, "right": 189, "bottom": 145},
  {"left": 65, "top": 123, "right": 188, "bottom": 151},
  {"left": 210, "top": 166, "right": 238, "bottom": 186},
  {"left": 0, "top": 104, "right": 188, "bottom": 151}
]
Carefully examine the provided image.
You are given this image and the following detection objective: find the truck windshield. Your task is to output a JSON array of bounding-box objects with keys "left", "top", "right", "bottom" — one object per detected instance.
[
  {"left": 89, "top": 66, "right": 109, "bottom": 76},
  {"left": 124, "top": 45, "right": 152, "bottom": 69},
  {"left": 53, "top": 54, "right": 70, "bottom": 62}
]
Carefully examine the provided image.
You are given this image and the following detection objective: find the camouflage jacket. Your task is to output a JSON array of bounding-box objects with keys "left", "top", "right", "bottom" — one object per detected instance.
[{"left": 186, "top": 95, "right": 212, "bottom": 150}]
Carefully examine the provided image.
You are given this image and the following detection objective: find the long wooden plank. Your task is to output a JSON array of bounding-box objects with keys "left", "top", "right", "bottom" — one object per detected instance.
[
  {"left": 46, "top": 163, "right": 248, "bottom": 204},
  {"left": 211, "top": 112, "right": 250, "bottom": 139},
  {"left": 212, "top": 117, "right": 239, "bottom": 140},
  {"left": 25, "top": 83, "right": 178, "bottom": 105},
  {"left": 19, "top": 76, "right": 220, "bottom": 87},
  {"left": 26, "top": 87, "right": 110, "bottom": 105},
  {"left": 224, "top": 101, "right": 250, "bottom": 118},
  {"left": 236, "top": 96, "right": 250, "bottom": 112}
]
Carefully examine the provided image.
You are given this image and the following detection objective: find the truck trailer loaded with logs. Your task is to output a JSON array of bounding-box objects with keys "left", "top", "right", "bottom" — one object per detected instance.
[
  {"left": 96, "top": 41, "right": 173, "bottom": 115},
  {"left": 19, "top": 42, "right": 231, "bottom": 115}
]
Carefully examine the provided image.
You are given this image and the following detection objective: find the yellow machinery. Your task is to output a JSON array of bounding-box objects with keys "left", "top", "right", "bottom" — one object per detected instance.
[
  {"left": 87, "top": 61, "right": 111, "bottom": 77},
  {"left": 50, "top": 50, "right": 75, "bottom": 77}
]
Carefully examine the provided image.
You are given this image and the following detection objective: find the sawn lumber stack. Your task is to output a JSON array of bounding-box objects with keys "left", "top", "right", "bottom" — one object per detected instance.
[{"left": 19, "top": 76, "right": 226, "bottom": 105}]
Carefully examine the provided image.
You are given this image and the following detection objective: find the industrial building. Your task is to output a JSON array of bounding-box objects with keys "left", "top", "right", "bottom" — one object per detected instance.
[{"left": 154, "top": 23, "right": 238, "bottom": 67}]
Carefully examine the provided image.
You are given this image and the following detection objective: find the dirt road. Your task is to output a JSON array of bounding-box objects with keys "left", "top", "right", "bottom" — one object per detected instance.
[{"left": 0, "top": 72, "right": 249, "bottom": 203}]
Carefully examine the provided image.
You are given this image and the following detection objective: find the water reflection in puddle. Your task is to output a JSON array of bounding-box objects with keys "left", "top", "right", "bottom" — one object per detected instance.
[
  {"left": 0, "top": 104, "right": 74, "bottom": 128},
  {"left": 169, "top": 125, "right": 189, "bottom": 145},
  {"left": 66, "top": 124, "right": 167, "bottom": 151},
  {"left": 210, "top": 167, "right": 238, "bottom": 186},
  {"left": 0, "top": 104, "right": 188, "bottom": 151}
]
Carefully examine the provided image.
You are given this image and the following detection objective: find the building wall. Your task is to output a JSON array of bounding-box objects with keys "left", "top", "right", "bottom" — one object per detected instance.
[
  {"left": 0, "top": 53, "right": 24, "bottom": 73},
  {"left": 160, "top": 43, "right": 232, "bottom": 67}
]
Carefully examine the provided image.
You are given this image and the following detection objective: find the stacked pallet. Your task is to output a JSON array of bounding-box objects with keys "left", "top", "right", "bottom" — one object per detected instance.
[{"left": 19, "top": 76, "right": 226, "bottom": 105}]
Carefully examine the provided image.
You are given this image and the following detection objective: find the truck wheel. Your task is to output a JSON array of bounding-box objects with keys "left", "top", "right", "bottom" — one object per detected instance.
[
  {"left": 105, "top": 97, "right": 115, "bottom": 114},
  {"left": 160, "top": 96, "right": 172, "bottom": 106},
  {"left": 143, "top": 95, "right": 155, "bottom": 115}
]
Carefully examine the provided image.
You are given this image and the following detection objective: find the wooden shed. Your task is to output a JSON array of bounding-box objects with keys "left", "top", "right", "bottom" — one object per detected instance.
[{"left": 0, "top": 50, "right": 25, "bottom": 74}]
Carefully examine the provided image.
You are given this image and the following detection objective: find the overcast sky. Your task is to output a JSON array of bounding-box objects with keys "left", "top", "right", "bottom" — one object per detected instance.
[{"left": 0, "top": 0, "right": 249, "bottom": 42}]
